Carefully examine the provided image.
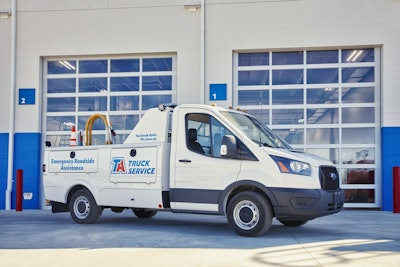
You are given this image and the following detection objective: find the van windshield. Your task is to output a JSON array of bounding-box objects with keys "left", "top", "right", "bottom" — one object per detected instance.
[{"left": 221, "top": 111, "right": 292, "bottom": 149}]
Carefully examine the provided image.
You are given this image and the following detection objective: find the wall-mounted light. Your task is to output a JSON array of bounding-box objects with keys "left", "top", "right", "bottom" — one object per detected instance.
[
  {"left": 0, "top": 10, "right": 11, "bottom": 19},
  {"left": 184, "top": 4, "right": 201, "bottom": 12}
]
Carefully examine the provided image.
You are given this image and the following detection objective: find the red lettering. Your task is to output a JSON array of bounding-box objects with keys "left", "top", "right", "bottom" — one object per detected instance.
[{"left": 116, "top": 160, "right": 126, "bottom": 173}]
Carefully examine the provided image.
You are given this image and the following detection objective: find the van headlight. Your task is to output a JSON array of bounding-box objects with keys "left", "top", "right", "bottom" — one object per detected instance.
[{"left": 271, "top": 156, "right": 312, "bottom": 176}]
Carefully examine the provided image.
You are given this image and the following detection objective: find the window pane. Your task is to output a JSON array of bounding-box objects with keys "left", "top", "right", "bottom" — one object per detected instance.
[
  {"left": 342, "top": 67, "right": 374, "bottom": 83},
  {"left": 47, "top": 97, "right": 75, "bottom": 112},
  {"left": 48, "top": 78, "right": 76, "bottom": 93},
  {"left": 342, "top": 148, "right": 374, "bottom": 164},
  {"left": 274, "top": 129, "right": 304, "bottom": 145},
  {"left": 239, "top": 53, "right": 269, "bottom": 66},
  {"left": 344, "top": 189, "right": 375, "bottom": 203},
  {"left": 272, "top": 89, "right": 303, "bottom": 105},
  {"left": 45, "top": 135, "right": 70, "bottom": 147},
  {"left": 342, "top": 168, "right": 375, "bottom": 184},
  {"left": 238, "top": 70, "right": 269, "bottom": 86},
  {"left": 307, "top": 68, "right": 338, "bottom": 84},
  {"left": 272, "top": 51, "right": 303, "bottom": 65},
  {"left": 78, "top": 96, "right": 107, "bottom": 111},
  {"left": 78, "top": 116, "right": 106, "bottom": 130},
  {"left": 272, "top": 109, "right": 304, "bottom": 125},
  {"left": 272, "top": 69, "right": 303, "bottom": 85},
  {"left": 110, "top": 77, "right": 139, "bottom": 92},
  {"left": 342, "top": 107, "right": 374, "bottom": 123},
  {"left": 143, "top": 58, "right": 172, "bottom": 72},
  {"left": 79, "top": 77, "right": 107, "bottom": 93},
  {"left": 142, "top": 76, "right": 172, "bottom": 91},
  {"left": 109, "top": 115, "right": 139, "bottom": 130},
  {"left": 48, "top": 60, "right": 76, "bottom": 74},
  {"left": 110, "top": 96, "right": 139, "bottom": 111},
  {"left": 307, "top": 50, "right": 338, "bottom": 64},
  {"left": 111, "top": 59, "right": 139, "bottom": 72},
  {"left": 342, "top": 48, "right": 374, "bottom": 63},
  {"left": 342, "top": 87, "right": 374, "bottom": 103},
  {"left": 87, "top": 134, "right": 106, "bottom": 146},
  {"left": 142, "top": 95, "right": 172, "bottom": 110},
  {"left": 342, "top": 128, "right": 375, "bottom": 144},
  {"left": 210, "top": 117, "right": 234, "bottom": 158},
  {"left": 46, "top": 116, "right": 75, "bottom": 131},
  {"left": 306, "top": 128, "right": 339, "bottom": 144},
  {"left": 112, "top": 134, "right": 129, "bottom": 145},
  {"left": 307, "top": 148, "right": 338, "bottom": 164},
  {"left": 307, "top": 88, "right": 338, "bottom": 104},
  {"left": 247, "top": 110, "right": 269, "bottom": 125},
  {"left": 238, "top": 90, "right": 269, "bottom": 105},
  {"left": 307, "top": 108, "right": 338, "bottom": 124},
  {"left": 79, "top": 60, "right": 107, "bottom": 73}
]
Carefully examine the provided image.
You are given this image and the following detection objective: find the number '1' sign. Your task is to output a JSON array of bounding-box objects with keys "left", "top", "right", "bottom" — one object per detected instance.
[{"left": 209, "top": 84, "right": 227, "bottom": 101}]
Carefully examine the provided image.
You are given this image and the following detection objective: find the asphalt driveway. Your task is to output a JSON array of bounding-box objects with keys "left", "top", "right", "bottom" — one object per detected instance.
[{"left": 0, "top": 209, "right": 399, "bottom": 266}]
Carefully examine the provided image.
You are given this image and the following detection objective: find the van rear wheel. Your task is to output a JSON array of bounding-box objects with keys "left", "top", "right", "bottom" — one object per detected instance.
[
  {"left": 132, "top": 208, "right": 157, "bottom": 218},
  {"left": 69, "top": 189, "right": 102, "bottom": 224},
  {"left": 227, "top": 191, "right": 273, "bottom": 237}
]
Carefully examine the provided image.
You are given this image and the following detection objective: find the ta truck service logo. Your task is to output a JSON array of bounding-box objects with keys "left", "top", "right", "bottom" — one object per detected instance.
[
  {"left": 110, "top": 147, "right": 158, "bottom": 183},
  {"left": 111, "top": 158, "right": 156, "bottom": 175},
  {"left": 111, "top": 157, "right": 127, "bottom": 174}
]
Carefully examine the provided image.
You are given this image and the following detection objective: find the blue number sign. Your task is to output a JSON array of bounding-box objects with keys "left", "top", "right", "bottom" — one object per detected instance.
[
  {"left": 19, "top": 88, "right": 35, "bottom": 105},
  {"left": 209, "top": 84, "right": 227, "bottom": 101}
]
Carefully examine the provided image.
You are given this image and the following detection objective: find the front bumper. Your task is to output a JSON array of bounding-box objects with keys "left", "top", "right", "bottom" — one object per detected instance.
[{"left": 270, "top": 187, "right": 344, "bottom": 221}]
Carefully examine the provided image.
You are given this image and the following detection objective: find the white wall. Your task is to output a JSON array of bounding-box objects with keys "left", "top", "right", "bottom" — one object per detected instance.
[{"left": 0, "top": 0, "right": 11, "bottom": 132}]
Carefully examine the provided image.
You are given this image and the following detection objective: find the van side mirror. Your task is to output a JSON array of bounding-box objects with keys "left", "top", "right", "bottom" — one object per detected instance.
[
  {"left": 220, "top": 135, "right": 237, "bottom": 158},
  {"left": 45, "top": 141, "right": 51, "bottom": 147}
]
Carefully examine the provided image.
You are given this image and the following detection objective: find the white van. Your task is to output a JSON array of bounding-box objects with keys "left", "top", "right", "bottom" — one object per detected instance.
[{"left": 43, "top": 104, "right": 344, "bottom": 236}]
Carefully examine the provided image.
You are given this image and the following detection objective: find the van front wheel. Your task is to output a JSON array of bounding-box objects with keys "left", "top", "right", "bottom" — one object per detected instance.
[
  {"left": 69, "top": 189, "right": 102, "bottom": 224},
  {"left": 227, "top": 191, "right": 273, "bottom": 237}
]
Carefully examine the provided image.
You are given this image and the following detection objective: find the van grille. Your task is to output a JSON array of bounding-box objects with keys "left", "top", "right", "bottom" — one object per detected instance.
[{"left": 319, "top": 166, "right": 340, "bottom": 191}]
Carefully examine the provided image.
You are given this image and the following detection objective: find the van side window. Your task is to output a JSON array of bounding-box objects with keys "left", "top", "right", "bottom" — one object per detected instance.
[{"left": 186, "top": 113, "right": 233, "bottom": 158}]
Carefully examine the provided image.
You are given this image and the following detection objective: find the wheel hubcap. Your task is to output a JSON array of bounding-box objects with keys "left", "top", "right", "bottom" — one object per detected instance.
[
  {"left": 74, "top": 196, "right": 90, "bottom": 219},
  {"left": 239, "top": 207, "right": 254, "bottom": 223},
  {"left": 233, "top": 200, "right": 259, "bottom": 230}
]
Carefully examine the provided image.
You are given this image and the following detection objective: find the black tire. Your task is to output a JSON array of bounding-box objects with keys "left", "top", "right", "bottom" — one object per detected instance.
[
  {"left": 132, "top": 208, "right": 157, "bottom": 219},
  {"left": 69, "top": 189, "right": 102, "bottom": 224},
  {"left": 227, "top": 191, "right": 273, "bottom": 237},
  {"left": 278, "top": 219, "right": 308, "bottom": 227},
  {"left": 111, "top": 207, "right": 125, "bottom": 213}
]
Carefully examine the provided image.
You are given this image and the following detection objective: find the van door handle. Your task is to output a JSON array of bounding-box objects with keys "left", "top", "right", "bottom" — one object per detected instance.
[{"left": 179, "top": 159, "right": 192, "bottom": 163}]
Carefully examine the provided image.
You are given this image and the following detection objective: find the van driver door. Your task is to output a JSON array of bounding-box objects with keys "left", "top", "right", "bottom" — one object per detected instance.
[{"left": 171, "top": 110, "right": 241, "bottom": 213}]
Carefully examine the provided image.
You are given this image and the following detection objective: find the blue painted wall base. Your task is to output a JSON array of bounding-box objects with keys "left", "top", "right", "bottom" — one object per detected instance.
[
  {"left": 381, "top": 127, "right": 400, "bottom": 211},
  {"left": 0, "top": 132, "right": 41, "bottom": 209},
  {"left": 0, "top": 133, "right": 9, "bottom": 209}
]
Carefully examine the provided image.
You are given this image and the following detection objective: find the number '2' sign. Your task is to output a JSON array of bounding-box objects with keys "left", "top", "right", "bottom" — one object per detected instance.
[{"left": 19, "top": 88, "right": 35, "bottom": 105}]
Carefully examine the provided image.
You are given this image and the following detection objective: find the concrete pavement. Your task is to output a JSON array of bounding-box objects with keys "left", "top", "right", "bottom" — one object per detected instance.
[{"left": 0, "top": 209, "right": 399, "bottom": 266}]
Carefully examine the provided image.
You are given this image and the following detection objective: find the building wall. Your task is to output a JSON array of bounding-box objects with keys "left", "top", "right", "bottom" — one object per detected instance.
[{"left": 0, "top": 0, "right": 399, "bottom": 209}]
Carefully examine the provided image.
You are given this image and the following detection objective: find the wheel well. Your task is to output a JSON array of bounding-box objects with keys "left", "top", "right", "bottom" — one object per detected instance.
[
  {"left": 225, "top": 185, "right": 275, "bottom": 217},
  {"left": 67, "top": 185, "right": 88, "bottom": 204}
]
